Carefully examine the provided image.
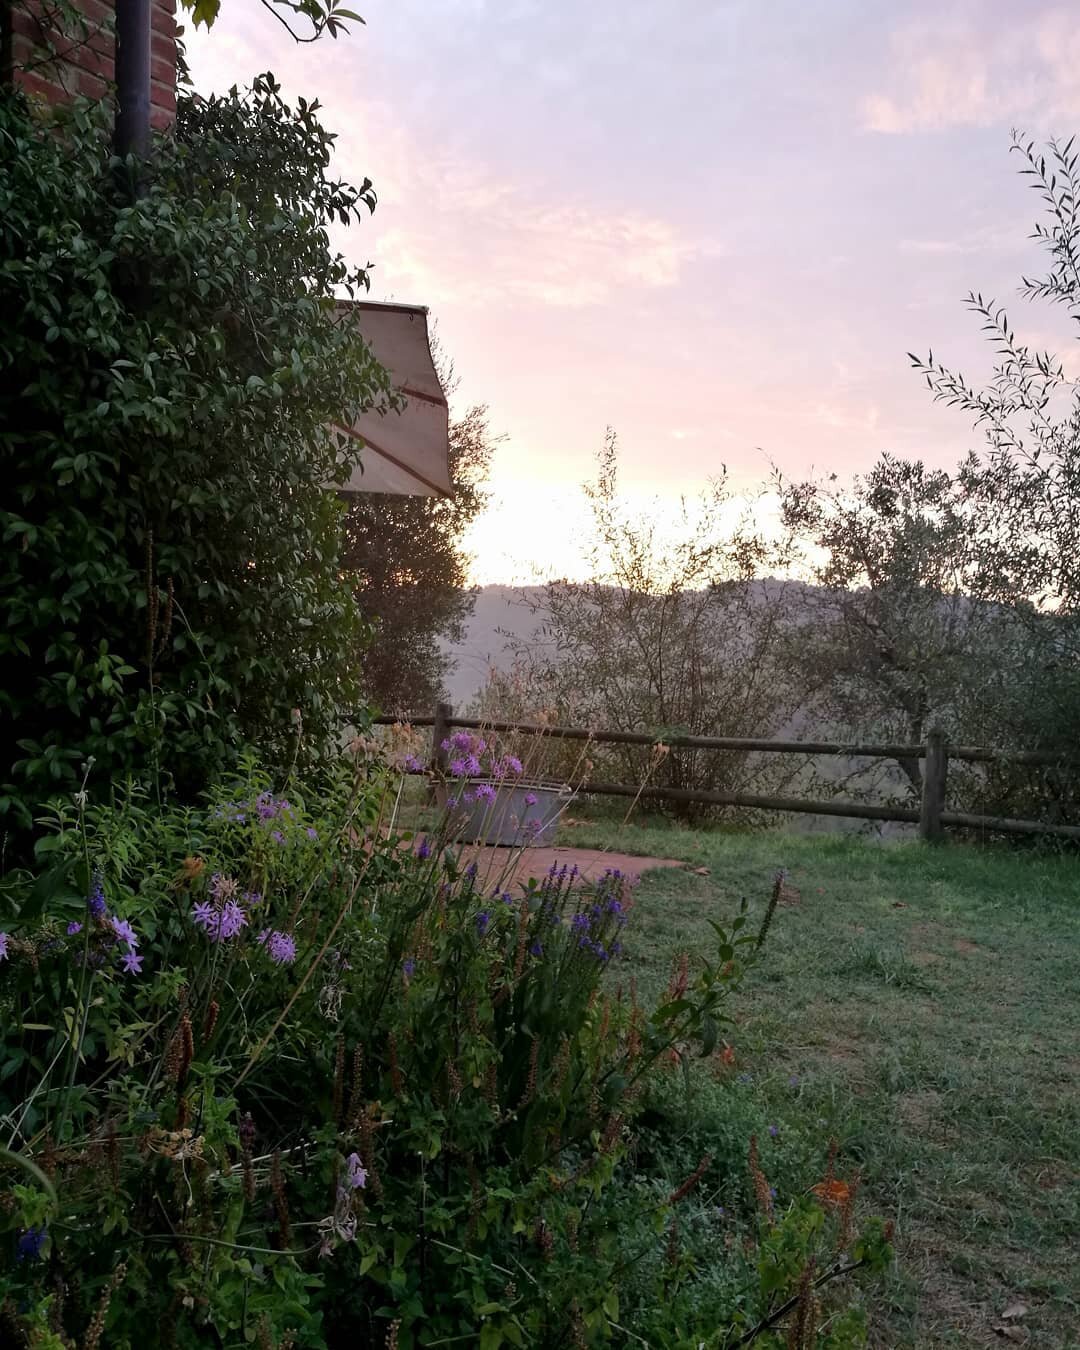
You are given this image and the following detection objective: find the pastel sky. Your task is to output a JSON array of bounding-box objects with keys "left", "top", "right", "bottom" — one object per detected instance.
[{"left": 186, "top": 0, "right": 1080, "bottom": 582}]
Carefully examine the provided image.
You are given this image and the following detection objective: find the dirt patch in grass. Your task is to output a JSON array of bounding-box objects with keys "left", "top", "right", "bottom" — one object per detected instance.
[
  {"left": 952, "top": 937, "right": 998, "bottom": 958},
  {"left": 460, "top": 843, "right": 687, "bottom": 888}
]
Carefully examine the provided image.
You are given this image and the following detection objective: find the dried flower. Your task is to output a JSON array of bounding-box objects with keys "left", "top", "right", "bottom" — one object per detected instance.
[
  {"left": 669, "top": 1153, "right": 712, "bottom": 1205},
  {"left": 83, "top": 1262, "right": 127, "bottom": 1350}
]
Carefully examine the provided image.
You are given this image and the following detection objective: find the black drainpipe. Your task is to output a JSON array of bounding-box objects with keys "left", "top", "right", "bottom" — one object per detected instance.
[{"left": 114, "top": 0, "right": 151, "bottom": 165}]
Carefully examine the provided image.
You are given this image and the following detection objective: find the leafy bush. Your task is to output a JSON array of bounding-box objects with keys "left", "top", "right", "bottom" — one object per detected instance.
[
  {"left": 0, "top": 763, "right": 889, "bottom": 1346},
  {"left": 0, "top": 78, "right": 391, "bottom": 839},
  {"left": 483, "top": 433, "right": 803, "bottom": 822}
]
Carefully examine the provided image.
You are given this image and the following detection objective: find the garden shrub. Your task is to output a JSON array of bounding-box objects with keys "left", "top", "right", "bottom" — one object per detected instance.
[
  {"left": 0, "top": 77, "right": 391, "bottom": 840},
  {"left": 0, "top": 758, "right": 890, "bottom": 1347}
]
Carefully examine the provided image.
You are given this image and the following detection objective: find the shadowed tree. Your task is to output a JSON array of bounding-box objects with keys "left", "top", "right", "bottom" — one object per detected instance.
[{"left": 340, "top": 362, "right": 495, "bottom": 713}]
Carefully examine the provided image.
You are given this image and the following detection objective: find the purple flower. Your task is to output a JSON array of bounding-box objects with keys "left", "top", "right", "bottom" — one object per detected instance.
[
  {"left": 462, "top": 790, "right": 476, "bottom": 804},
  {"left": 259, "top": 930, "right": 296, "bottom": 965},
  {"left": 475, "top": 783, "right": 496, "bottom": 803},
  {"left": 120, "top": 950, "right": 143, "bottom": 975},
  {"left": 501, "top": 892, "right": 514, "bottom": 905},
  {"left": 530, "top": 941, "right": 543, "bottom": 957},
  {"left": 524, "top": 792, "right": 538, "bottom": 807},
  {"left": 523, "top": 818, "right": 543, "bottom": 838},
  {"left": 571, "top": 913, "right": 591, "bottom": 932},
  {"left": 306, "top": 826, "right": 319, "bottom": 841},
  {"left": 193, "top": 898, "right": 248, "bottom": 942},
  {"left": 0, "top": 932, "right": 8, "bottom": 962},
  {"left": 449, "top": 731, "right": 475, "bottom": 752},
  {"left": 345, "top": 1152, "right": 367, "bottom": 1189},
  {"left": 449, "top": 757, "right": 468, "bottom": 777},
  {"left": 445, "top": 796, "right": 458, "bottom": 811},
  {"left": 403, "top": 754, "right": 425, "bottom": 773},
  {"left": 16, "top": 1226, "right": 47, "bottom": 1262},
  {"left": 789, "top": 1075, "right": 800, "bottom": 1088},
  {"left": 271, "top": 830, "right": 285, "bottom": 846},
  {"left": 415, "top": 838, "right": 432, "bottom": 861},
  {"left": 768, "top": 1124, "right": 779, "bottom": 1138},
  {"left": 402, "top": 958, "right": 416, "bottom": 978},
  {"left": 66, "top": 920, "right": 83, "bottom": 936},
  {"left": 475, "top": 911, "right": 490, "bottom": 936},
  {"left": 606, "top": 898, "right": 623, "bottom": 914},
  {"left": 88, "top": 874, "right": 106, "bottom": 919},
  {"left": 110, "top": 916, "right": 138, "bottom": 951},
  {"left": 494, "top": 755, "right": 523, "bottom": 778},
  {"left": 770, "top": 1187, "right": 777, "bottom": 1199}
]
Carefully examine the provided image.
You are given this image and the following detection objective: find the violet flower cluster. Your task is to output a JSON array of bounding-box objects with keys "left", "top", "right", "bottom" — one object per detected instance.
[{"left": 190, "top": 874, "right": 295, "bottom": 965}]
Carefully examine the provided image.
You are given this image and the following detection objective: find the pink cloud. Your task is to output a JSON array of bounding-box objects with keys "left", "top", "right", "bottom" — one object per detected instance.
[{"left": 862, "top": 3, "right": 1080, "bottom": 134}]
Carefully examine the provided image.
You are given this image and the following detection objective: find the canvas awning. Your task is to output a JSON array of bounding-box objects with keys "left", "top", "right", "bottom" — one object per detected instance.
[{"left": 332, "top": 300, "right": 451, "bottom": 497}]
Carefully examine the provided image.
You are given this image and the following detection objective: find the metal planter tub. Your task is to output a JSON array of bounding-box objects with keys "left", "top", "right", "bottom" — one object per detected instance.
[{"left": 435, "top": 780, "right": 569, "bottom": 846}]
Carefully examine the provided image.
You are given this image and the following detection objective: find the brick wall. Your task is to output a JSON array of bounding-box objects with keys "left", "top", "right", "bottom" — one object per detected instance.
[{"left": 5, "top": 0, "right": 177, "bottom": 130}]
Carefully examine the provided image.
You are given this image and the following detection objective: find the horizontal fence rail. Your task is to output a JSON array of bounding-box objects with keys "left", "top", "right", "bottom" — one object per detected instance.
[{"left": 372, "top": 707, "right": 1080, "bottom": 842}]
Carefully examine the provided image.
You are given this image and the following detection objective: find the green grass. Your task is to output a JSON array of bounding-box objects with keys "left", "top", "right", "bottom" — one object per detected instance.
[{"left": 561, "top": 820, "right": 1080, "bottom": 1348}]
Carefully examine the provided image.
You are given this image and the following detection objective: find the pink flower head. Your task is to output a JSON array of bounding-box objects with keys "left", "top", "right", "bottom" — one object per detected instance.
[
  {"left": 193, "top": 898, "right": 248, "bottom": 941},
  {"left": 109, "top": 917, "right": 139, "bottom": 951},
  {"left": 260, "top": 930, "right": 296, "bottom": 965}
]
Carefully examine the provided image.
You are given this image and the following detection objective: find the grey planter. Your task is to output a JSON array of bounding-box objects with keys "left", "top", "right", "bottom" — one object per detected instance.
[{"left": 435, "top": 780, "right": 568, "bottom": 846}]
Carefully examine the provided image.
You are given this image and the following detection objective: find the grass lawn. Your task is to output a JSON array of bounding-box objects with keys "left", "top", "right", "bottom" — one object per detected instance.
[{"left": 560, "top": 818, "right": 1080, "bottom": 1348}]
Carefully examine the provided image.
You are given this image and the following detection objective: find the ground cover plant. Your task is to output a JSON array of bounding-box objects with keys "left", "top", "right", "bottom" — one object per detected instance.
[
  {"left": 560, "top": 816, "right": 1080, "bottom": 1348},
  {"left": 0, "top": 754, "right": 892, "bottom": 1348}
]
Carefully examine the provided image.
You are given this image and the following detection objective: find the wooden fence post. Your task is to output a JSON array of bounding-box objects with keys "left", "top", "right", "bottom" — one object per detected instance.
[
  {"left": 919, "top": 727, "right": 948, "bottom": 843},
  {"left": 431, "top": 702, "right": 452, "bottom": 775}
]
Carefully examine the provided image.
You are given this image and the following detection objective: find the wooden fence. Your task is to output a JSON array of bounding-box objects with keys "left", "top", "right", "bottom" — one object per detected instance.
[{"left": 373, "top": 704, "right": 1080, "bottom": 843}]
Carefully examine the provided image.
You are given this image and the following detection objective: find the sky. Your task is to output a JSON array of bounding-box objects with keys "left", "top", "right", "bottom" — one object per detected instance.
[{"left": 186, "top": 0, "right": 1080, "bottom": 583}]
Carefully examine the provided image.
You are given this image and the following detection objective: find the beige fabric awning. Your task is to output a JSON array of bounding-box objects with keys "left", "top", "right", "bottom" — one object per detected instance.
[{"left": 332, "top": 300, "right": 451, "bottom": 497}]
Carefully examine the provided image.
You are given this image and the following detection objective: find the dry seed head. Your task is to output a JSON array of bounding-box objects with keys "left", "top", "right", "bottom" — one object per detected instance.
[
  {"left": 388, "top": 1033, "right": 404, "bottom": 1098},
  {"left": 333, "top": 1033, "right": 345, "bottom": 1125},
  {"left": 749, "top": 1134, "right": 774, "bottom": 1224},
  {"left": 83, "top": 1262, "right": 127, "bottom": 1350},
  {"left": 668, "top": 1152, "right": 712, "bottom": 1205}
]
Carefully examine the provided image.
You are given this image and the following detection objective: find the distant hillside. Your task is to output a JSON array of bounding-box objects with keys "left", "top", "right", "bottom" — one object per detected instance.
[
  {"left": 436, "top": 579, "right": 819, "bottom": 712},
  {"left": 437, "top": 586, "right": 547, "bottom": 708}
]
